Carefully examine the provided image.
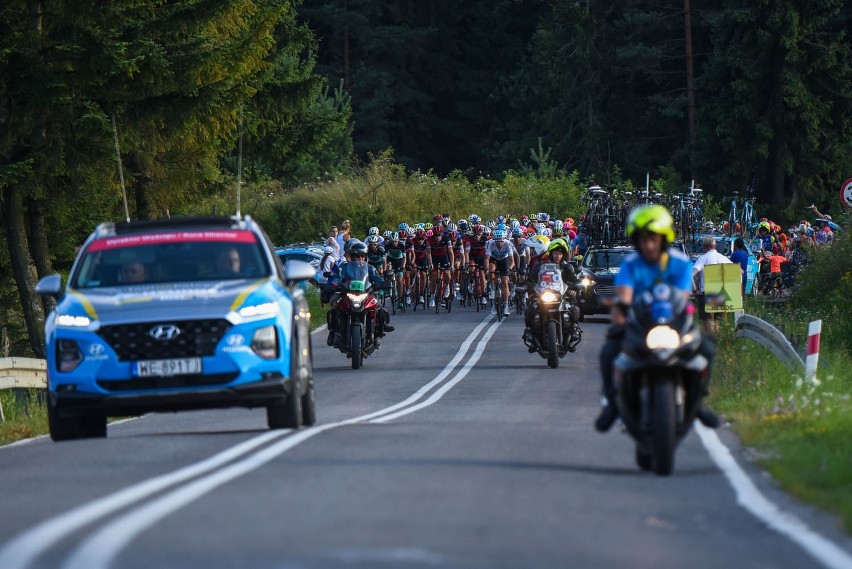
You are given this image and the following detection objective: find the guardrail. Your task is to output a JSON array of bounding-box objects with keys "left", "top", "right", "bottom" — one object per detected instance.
[
  {"left": 0, "top": 357, "right": 47, "bottom": 422},
  {"left": 734, "top": 314, "right": 805, "bottom": 374}
]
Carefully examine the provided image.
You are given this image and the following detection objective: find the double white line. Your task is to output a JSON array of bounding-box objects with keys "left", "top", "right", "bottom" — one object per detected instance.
[{"left": 0, "top": 313, "right": 502, "bottom": 569}]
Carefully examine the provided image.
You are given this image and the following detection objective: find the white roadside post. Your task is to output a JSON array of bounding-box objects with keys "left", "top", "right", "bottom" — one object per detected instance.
[{"left": 805, "top": 319, "right": 822, "bottom": 383}]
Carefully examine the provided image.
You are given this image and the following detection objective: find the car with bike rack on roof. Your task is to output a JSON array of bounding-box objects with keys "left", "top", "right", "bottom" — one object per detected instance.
[{"left": 35, "top": 215, "right": 318, "bottom": 441}]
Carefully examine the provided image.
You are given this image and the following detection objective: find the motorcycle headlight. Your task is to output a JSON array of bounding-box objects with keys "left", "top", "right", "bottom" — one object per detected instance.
[
  {"left": 580, "top": 277, "right": 595, "bottom": 287},
  {"left": 251, "top": 325, "right": 278, "bottom": 359},
  {"left": 646, "top": 326, "right": 680, "bottom": 350},
  {"left": 540, "top": 290, "right": 560, "bottom": 303},
  {"left": 347, "top": 292, "right": 368, "bottom": 307}
]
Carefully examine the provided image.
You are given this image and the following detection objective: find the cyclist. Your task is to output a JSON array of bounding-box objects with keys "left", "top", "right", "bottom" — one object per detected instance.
[
  {"left": 386, "top": 232, "right": 408, "bottom": 308},
  {"left": 465, "top": 223, "right": 489, "bottom": 306},
  {"left": 410, "top": 228, "right": 432, "bottom": 305},
  {"left": 512, "top": 226, "right": 529, "bottom": 276},
  {"left": 594, "top": 205, "right": 719, "bottom": 432},
  {"left": 427, "top": 218, "right": 454, "bottom": 307},
  {"left": 365, "top": 235, "right": 387, "bottom": 274},
  {"left": 447, "top": 223, "right": 465, "bottom": 299},
  {"left": 485, "top": 228, "right": 516, "bottom": 316},
  {"left": 365, "top": 226, "right": 384, "bottom": 246}
]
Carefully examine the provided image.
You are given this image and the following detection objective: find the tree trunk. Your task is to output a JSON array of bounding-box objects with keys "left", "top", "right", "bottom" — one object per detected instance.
[
  {"left": 683, "top": 0, "right": 696, "bottom": 165},
  {"left": 1, "top": 186, "right": 46, "bottom": 358},
  {"left": 26, "top": 197, "right": 55, "bottom": 315},
  {"left": 126, "top": 149, "right": 152, "bottom": 220},
  {"left": 771, "top": 135, "right": 785, "bottom": 206}
]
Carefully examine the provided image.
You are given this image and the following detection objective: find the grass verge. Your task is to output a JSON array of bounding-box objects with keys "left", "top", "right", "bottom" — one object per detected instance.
[
  {"left": 710, "top": 308, "right": 852, "bottom": 533},
  {"left": 0, "top": 390, "right": 48, "bottom": 446}
]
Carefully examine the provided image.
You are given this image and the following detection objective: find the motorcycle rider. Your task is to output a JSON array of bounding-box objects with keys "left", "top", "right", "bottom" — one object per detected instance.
[
  {"left": 327, "top": 242, "right": 394, "bottom": 348},
  {"left": 522, "top": 238, "right": 581, "bottom": 352},
  {"left": 594, "top": 205, "right": 720, "bottom": 432}
]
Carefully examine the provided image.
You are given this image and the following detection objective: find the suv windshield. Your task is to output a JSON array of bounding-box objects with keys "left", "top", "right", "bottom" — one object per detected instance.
[
  {"left": 71, "top": 230, "right": 268, "bottom": 288},
  {"left": 582, "top": 249, "right": 631, "bottom": 270}
]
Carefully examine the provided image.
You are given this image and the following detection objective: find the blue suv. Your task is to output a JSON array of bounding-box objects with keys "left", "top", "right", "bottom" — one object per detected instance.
[{"left": 35, "top": 216, "right": 317, "bottom": 441}]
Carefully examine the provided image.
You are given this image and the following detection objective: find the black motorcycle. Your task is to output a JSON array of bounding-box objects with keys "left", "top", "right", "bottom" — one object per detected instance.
[
  {"left": 613, "top": 284, "right": 709, "bottom": 475},
  {"left": 523, "top": 263, "right": 582, "bottom": 368}
]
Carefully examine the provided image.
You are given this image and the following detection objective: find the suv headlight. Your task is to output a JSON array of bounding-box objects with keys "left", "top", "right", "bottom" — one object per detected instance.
[
  {"left": 57, "top": 339, "right": 83, "bottom": 372},
  {"left": 251, "top": 325, "right": 278, "bottom": 359},
  {"left": 239, "top": 302, "right": 280, "bottom": 318},
  {"left": 56, "top": 314, "right": 92, "bottom": 327}
]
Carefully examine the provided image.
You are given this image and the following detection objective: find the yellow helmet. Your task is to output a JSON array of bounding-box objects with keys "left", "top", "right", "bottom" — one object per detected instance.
[
  {"left": 525, "top": 234, "right": 551, "bottom": 257},
  {"left": 546, "top": 237, "right": 570, "bottom": 256},
  {"left": 625, "top": 205, "right": 675, "bottom": 243}
]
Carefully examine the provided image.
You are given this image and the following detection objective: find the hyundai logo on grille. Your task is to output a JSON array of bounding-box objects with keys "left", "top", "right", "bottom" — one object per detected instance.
[{"left": 148, "top": 324, "right": 181, "bottom": 341}]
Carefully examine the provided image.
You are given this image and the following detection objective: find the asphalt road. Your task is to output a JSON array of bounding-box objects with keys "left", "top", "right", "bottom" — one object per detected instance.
[{"left": 0, "top": 307, "right": 851, "bottom": 569}]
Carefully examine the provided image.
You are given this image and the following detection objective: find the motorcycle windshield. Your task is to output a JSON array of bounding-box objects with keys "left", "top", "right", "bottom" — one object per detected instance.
[
  {"left": 347, "top": 262, "right": 371, "bottom": 291},
  {"left": 538, "top": 263, "right": 563, "bottom": 291}
]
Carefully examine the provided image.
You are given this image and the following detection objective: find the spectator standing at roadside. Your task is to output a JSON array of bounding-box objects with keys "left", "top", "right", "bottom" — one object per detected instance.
[
  {"left": 336, "top": 220, "right": 351, "bottom": 255},
  {"left": 692, "top": 235, "right": 736, "bottom": 334},
  {"left": 729, "top": 237, "right": 749, "bottom": 297},
  {"left": 326, "top": 226, "right": 341, "bottom": 260}
]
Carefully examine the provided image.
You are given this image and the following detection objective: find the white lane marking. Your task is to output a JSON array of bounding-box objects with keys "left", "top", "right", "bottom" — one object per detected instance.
[
  {"left": 61, "top": 315, "right": 502, "bottom": 569},
  {"left": 371, "top": 319, "right": 502, "bottom": 423},
  {"left": 3, "top": 313, "right": 494, "bottom": 569},
  {"left": 0, "top": 430, "right": 290, "bottom": 569},
  {"left": 696, "top": 424, "right": 852, "bottom": 569},
  {"left": 350, "top": 314, "right": 494, "bottom": 423},
  {"left": 311, "top": 324, "right": 327, "bottom": 335}
]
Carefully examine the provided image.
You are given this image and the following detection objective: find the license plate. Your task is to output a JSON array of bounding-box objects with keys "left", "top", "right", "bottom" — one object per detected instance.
[{"left": 135, "top": 358, "right": 202, "bottom": 377}]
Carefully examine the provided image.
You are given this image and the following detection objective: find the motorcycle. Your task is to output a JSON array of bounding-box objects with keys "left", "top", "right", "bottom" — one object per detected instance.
[
  {"left": 523, "top": 263, "right": 582, "bottom": 368},
  {"left": 332, "top": 263, "right": 381, "bottom": 370},
  {"left": 613, "top": 283, "right": 709, "bottom": 475}
]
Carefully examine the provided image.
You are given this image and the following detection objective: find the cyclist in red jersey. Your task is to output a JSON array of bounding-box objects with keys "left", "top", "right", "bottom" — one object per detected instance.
[
  {"left": 427, "top": 221, "right": 455, "bottom": 307},
  {"left": 410, "top": 228, "right": 432, "bottom": 304},
  {"left": 464, "top": 225, "right": 489, "bottom": 306}
]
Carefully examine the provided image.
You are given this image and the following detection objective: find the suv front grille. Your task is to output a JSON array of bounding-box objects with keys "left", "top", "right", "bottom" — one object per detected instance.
[{"left": 98, "top": 319, "right": 232, "bottom": 361}]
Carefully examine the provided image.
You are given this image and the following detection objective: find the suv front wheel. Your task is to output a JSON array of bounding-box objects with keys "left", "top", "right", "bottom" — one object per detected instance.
[{"left": 48, "top": 401, "right": 107, "bottom": 441}]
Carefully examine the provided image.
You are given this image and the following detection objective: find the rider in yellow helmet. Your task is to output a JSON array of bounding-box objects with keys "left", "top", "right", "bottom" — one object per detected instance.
[{"left": 594, "top": 205, "right": 719, "bottom": 431}]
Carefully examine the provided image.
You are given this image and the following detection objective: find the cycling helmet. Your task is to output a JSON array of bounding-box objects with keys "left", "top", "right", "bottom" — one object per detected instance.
[
  {"left": 484, "top": 227, "right": 492, "bottom": 236},
  {"left": 424, "top": 222, "right": 433, "bottom": 231},
  {"left": 391, "top": 231, "right": 400, "bottom": 241},
  {"left": 369, "top": 226, "right": 379, "bottom": 236},
  {"left": 398, "top": 222, "right": 409, "bottom": 232},
  {"left": 493, "top": 229, "right": 507, "bottom": 240},
  {"left": 625, "top": 205, "right": 676, "bottom": 243},
  {"left": 546, "top": 238, "right": 570, "bottom": 256},
  {"left": 447, "top": 222, "right": 457, "bottom": 232},
  {"left": 407, "top": 227, "right": 417, "bottom": 238},
  {"left": 350, "top": 242, "right": 368, "bottom": 257},
  {"left": 525, "top": 234, "right": 551, "bottom": 257},
  {"left": 496, "top": 223, "right": 508, "bottom": 232},
  {"left": 553, "top": 225, "right": 564, "bottom": 236},
  {"left": 543, "top": 228, "right": 553, "bottom": 238},
  {"left": 415, "top": 228, "right": 426, "bottom": 238},
  {"left": 496, "top": 215, "right": 506, "bottom": 225},
  {"left": 433, "top": 214, "right": 444, "bottom": 224},
  {"left": 473, "top": 224, "right": 484, "bottom": 235},
  {"left": 537, "top": 212, "right": 550, "bottom": 222},
  {"left": 383, "top": 230, "right": 393, "bottom": 239},
  {"left": 425, "top": 229, "right": 434, "bottom": 238},
  {"left": 511, "top": 220, "right": 521, "bottom": 230},
  {"left": 469, "top": 214, "right": 481, "bottom": 224},
  {"left": 458, "top": 219, "right": 469, "bottom": 231},
  {"left": 520, "top": 215, "right": 530, "bottom": 225},
  {"left": 511, "top": 226, "right": 523, "bottom": 238},
  {"left": 485, "top": 220, "right": 496, "bottom": 229},
  {"left": 366, "top": 235, "right": 380, "bottom": 245},
  {"left": 322, "top": 245, "right": 333, "bottom": 254},
  {"left": 536, "top": 224, "right": 547, "bottom": 235},
  {"left": 758, "top": 221, "right": 771, "bottom": 232}
]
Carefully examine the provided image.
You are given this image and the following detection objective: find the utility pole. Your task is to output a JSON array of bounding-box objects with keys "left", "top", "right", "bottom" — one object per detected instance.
[{"left": 683, "top": 0, "right": 696, "bottom": 158}]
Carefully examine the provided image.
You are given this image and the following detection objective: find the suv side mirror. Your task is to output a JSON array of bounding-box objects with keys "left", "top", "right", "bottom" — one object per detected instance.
[
  {"left": 35, "top": 274, "right": 63, "bottom": 298},
  {"left": 284, "top": 260, "right": 316, "bottom": 282}
]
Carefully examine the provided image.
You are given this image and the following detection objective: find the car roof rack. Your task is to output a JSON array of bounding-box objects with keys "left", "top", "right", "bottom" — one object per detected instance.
[{"left": 91, "top": 216, "right": 253, "bottom": 239}]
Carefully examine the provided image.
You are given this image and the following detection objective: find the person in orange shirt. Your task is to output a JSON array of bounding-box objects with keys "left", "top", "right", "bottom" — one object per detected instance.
[{"left": 761, "top": 250, "right": 789, "bottom": 276}]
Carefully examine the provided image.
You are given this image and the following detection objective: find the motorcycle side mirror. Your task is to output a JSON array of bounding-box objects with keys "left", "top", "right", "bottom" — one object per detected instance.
[{"left": 574, "top": 255, "right": 583, "bottom": 262}]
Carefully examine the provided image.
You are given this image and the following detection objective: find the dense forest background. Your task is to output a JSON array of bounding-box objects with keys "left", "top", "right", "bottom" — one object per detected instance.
[{"left": 1, "top": 0, "right": 851, "bottom": 356}]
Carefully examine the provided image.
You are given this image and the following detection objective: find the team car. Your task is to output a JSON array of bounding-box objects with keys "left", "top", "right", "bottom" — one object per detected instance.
[
  {"left": 574, "top": 245, "right": 634, "bottom": 315},
  {"left": 35, "top": 216, "right": 317, "bottom": 441}
]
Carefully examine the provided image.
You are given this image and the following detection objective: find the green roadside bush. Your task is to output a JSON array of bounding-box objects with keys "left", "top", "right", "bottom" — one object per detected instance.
[{"left": 254, "top": 150, "right": 586, "bottom": 245}]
